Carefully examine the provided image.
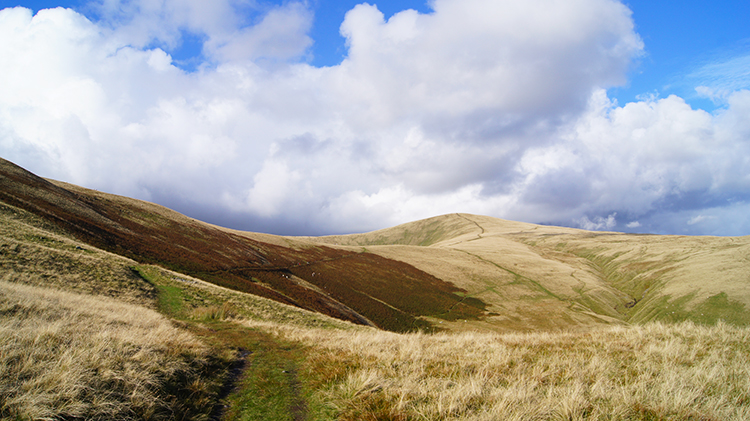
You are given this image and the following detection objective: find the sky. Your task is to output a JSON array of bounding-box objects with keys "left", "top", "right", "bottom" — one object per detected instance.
[{"left": 1, "top": 0, "right": 749, "bottom": 236}]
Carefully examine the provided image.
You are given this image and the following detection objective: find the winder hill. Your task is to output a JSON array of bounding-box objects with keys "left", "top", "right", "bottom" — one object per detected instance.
[
  {"left": 311, "top": 214, "right": 750, "bottom": 331},
  {"left": 2, "top": 156, "right": 750, "bottom": 333}
]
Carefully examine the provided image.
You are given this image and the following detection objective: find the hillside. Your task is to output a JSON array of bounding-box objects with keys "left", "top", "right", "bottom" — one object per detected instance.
[
  {"left": 3, "top": 157, "right": 749, "bottom": 333},
  {"left": 310, "top": 213, "right": 750, "bottom": 332},
  {"left": 0, "top": 157, "right": 485, "bottom": 333},
  {"left": 3, "top": 156, "right": 750, "bottom": 420}
]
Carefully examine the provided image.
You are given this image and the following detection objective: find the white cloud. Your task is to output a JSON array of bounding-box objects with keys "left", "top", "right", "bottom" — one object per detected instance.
[
  {"left": 1, "top": 2, "right": 748, "bottom": 236},
  {"left": 336, "top": 0, "right": 641, "bottom": 131},
  {"left": 207, "top": 2, "right": 313, "bottom": 62},
  {"left": 89, "top": 0, "right": 313, "bottom": 63},
  {"left": 576, "top": 213, "right": 617, "bottom": 231},
  {"left": 238, "top": 160, "right": 302, "bottom": 217}
]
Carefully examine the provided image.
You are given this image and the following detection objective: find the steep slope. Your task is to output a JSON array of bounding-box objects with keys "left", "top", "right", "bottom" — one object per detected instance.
[{"left": 0, "top": 158, "right": 486, "bottom": 332}]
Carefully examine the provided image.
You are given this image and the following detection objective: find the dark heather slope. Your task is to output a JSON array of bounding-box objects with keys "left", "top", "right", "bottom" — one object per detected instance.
[{"left": 0, "top": 157, "right": 487, "bottom": 331}]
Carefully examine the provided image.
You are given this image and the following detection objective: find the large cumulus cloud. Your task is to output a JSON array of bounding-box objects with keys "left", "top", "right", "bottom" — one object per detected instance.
[
  {"left": 0, "top": 0, "right": 748, "bottom": 235},
  {"left": 517, "top": 89, "right": 750, "bottom": 234}
]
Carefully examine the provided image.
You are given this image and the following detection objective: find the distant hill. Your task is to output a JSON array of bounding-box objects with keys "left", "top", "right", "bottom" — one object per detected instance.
[
  {"left": 2, "top": 156, "right": 749, "bottom": 333},
  {"left": 311, "top": 213, "right": 750, "bottom": 331}
]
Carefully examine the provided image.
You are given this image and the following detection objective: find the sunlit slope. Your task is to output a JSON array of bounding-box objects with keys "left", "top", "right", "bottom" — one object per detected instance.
[
  {"left": 310, "top": 213, "right": 750, "bottom": 331},
  {"left": 522, "top": 231, "right": 750, "bottom": 325},
  {"left": 311, "top": 213, "right": 488, "bottom": 246}
]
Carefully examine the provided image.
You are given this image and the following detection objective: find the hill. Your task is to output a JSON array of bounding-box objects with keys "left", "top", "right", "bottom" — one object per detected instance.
[
  {"left": 0, "top": 157, "right": 486, "bottom": 333},
  {"left": 3, "top": 156, "right": 749, "bottom": 333},
  {"left": 2, "top": 156, "right": 750, "bottom": 420},
  {"left": 310, "top": 213, "right": 750, "bottom": 332}
]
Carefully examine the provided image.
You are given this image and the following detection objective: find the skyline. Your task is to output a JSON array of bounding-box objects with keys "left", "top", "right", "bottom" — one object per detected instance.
[{"left": 1, "top": 0, "right": 749, "bottom": 235}]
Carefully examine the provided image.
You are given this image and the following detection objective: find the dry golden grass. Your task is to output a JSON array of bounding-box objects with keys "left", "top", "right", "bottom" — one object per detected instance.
[
  {"left": 309, "top": 213, "right": 750, "bottom": 332},
  {"left": 0, "top": 280, "right": 228, "bottom": 420},
  {"left": 245, "top": 318, "right": 750, "bottom": 421},
  {"left": 0, "top": 202, "right": 158, "bottom": 306}
]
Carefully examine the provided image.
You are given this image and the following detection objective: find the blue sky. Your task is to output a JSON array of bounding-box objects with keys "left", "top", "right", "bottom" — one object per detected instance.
[
  {"left": 616, "top": 0, "right": 750, "bottom": 110},
  {"left": 2, "top": 0, "right": 749, "bottom": 235},
  {"left": 15, "top": 0, "right": 749, "bottom": 109}
]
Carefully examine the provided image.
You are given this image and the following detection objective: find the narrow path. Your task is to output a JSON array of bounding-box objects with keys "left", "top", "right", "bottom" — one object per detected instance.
[
  {"left": 209, "top": 349, "right": 251, "bottom": 421},
  {"left": 188, "top": 322, "right": 311, "bottom": 421},
  {"left": 455, "top": 213, "right": 486, "bottom": 240},
  {"left": 287, "top": 368, "right": 308, "bottom": 421}
]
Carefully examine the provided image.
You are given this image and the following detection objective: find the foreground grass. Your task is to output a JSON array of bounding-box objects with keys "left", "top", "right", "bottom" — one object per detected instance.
[
  {"left": 248, "top": 319, "right": 750, "bottom": 421},
  {"left": 0, "top": 280, "right": 232, "bottom": 420},
  {"left": 4, "top": 265, "right": 750, "bottom": 421}
]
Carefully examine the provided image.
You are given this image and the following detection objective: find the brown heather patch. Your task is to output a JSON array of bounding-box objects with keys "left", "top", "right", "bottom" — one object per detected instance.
[{"left": 288, "top": 252, "right": 487, "bottom": 332}]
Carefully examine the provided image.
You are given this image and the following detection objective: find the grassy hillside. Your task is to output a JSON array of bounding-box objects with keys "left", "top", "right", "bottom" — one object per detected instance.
[
  {"left": 5, "top": 156, "right": 748, "bottom": 333},
  {"left": 0, "top": 157, "right": 486, "bottom": 333},
  {"left": 310, "top": 213, "right": 750, "bottom": 332},
  {"left": 0, "top": 196, "right": 354, "bottom": 419},
  {"left": 2, "top": 156, "right": 750, "bottom": 419},
  {"left": 4, "top": 200, "right": 750, "bottom": 420}
]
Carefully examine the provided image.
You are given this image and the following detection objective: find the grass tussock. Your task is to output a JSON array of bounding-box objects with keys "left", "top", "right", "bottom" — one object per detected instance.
[
  {"left": 0, "top": 280, "right": 230, "bottom": 421},
  {"left": 245, "top": 319, "right": 750, "bottom": 421},
  {"left": 191, "top": 302, "right": 239, "bottom": 321}
]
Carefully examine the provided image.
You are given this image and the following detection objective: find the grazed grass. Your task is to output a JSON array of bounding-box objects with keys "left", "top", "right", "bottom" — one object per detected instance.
[
  {"left": 219, "top": 330, "right": 313, "bottom": 421},
  {"left": 124, "top": 266, "right": 357, "bottom": 421},
  {"left": 247, "top": 319, "right": 750, "bottom": 421}
]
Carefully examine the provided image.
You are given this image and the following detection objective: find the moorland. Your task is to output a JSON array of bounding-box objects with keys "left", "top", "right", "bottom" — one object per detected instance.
[{"left": 2, "top": 156, "right": 749, "bottom": 420}]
